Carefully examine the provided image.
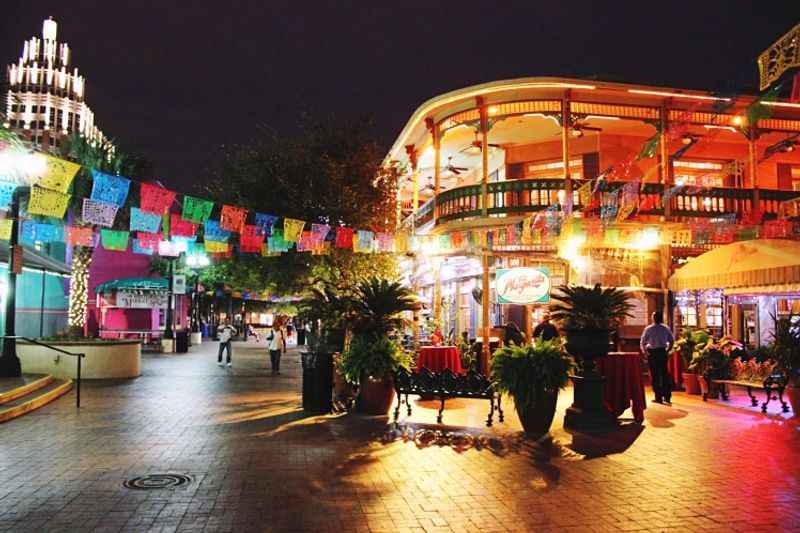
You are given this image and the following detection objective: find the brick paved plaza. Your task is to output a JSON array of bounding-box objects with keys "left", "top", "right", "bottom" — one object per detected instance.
[{"left": 1, "top": 340, "right": 799, "bottom": 533}]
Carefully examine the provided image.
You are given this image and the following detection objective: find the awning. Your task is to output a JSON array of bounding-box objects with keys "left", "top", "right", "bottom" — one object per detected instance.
[
  {"left": 0, "top": 241, "right": 71, "bottom": 275},
  {"left": 668, "top": 239, "right": 800, "bottom": 292},
  {"left": 94, "top": 277, "right": 169, "bottom": 293}
]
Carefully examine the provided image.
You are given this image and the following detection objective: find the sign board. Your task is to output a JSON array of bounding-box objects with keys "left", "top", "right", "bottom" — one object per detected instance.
[
  {"left": 11, "top": 245, "right": 23, "bottom": 275},
  {"left": 172, "top": 275, "right": 186, "bottom": 295},
  {"left": 495, "top": 267, "right": 551, "bottom": 305},
  {"left": 116, "top": 290, "right": 169, "bottom": 309}
]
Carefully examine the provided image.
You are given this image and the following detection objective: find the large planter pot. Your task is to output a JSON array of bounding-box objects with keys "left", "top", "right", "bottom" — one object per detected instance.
[
  {"left": 517, "top": 389, "right": 559, "bottom": 439},
  {"left": 786, "top": 385, "right": 800, "bottom": 417},
  {"left": 565, "top": 329, "right": 611, "bottom": 374},
  {"left": 17, "top": 339, "right": 141, "bottom": 379},
  {"left": 190, "top": 332, "right": 203, "bottom": 345},
  {"left": 358, "top": 374, "right": 395, "bottom": 416},
  {"left": 683, "top": 372, "right": 701, "bottom": 395},
  {"left": 161, "top": 338, "right": 174, "bottom": 353}
]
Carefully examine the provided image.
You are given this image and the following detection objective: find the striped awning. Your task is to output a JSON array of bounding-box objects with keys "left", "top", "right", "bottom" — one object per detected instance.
[{"left": 668, "top": 239, "right": 800, "bottom": 292}]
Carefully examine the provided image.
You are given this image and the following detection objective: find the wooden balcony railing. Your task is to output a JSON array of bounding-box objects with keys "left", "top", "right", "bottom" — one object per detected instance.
[{"left": 403, "top": 179, "right": 800, "bottom": 228}]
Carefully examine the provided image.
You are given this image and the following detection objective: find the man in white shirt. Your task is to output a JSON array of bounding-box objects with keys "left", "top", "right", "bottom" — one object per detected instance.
[
  {"left": 217, "top": 319, "right": 237, "bottom": 367},
  {"left": 640, "top": 311, "right": 675, "bottom": 404},
  {"left": 268, "top": 324, "right": 286, "bottom": 375}
]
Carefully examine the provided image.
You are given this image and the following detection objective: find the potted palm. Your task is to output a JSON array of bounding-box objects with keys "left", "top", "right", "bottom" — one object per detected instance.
[
  {"left": 491, "top": 338, "right": 573, "bottom": 438},
  {"left": 337, "top": 277, "right": 418, "bottom": 415},
  {"left": 773, "top": 315, "right": 800, "bottom": 416},
  {"left": 673, "top": 328, "right": 709, "bottom": 395},
  {"left": 549, "top": 284, "right": 633, "bottom": 431}
]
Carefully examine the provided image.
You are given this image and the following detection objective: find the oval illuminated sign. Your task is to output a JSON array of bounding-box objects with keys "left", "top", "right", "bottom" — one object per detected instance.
[{"left": 495, "top": 267, "right": 550, "bottom": 305}]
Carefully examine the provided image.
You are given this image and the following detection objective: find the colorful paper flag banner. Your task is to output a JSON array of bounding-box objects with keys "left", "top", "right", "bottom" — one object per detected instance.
[
  {"left": 240, "top": 224, "right": 265, "bottom": 253},
  {"left": 356, "top": 230, "right": 374, "bottom": 252},
  {"left": 82, "top": 198, "right": 118, "bottom": 227},
  {"left": 311, "top": 223, "right": 330, "bottom": 245},
  {"left": 170, "top": 213, "right": 197, "bottom": 238},
  {"left": 90, "top": 170, "right": 131, "bottom": 207},
  {"left": 100, "top": 229, "right": 129, "bottom": 251},
  {"left": 38, "top": 154, "right": 79, "bottom": 194},
  {"left": 283, "top": 218, "right": 305, "bottom": 243},
  {"left": 27, "top": 186, "right": 70, "bottom": 218},
  {"left": 132, "top": 239, "right": 155, "bottom": 255},
  {"left": 267, "top": 229, "right": 291, "bottom": 253},
  {"left": 335, "top": 227, "right": 353, "bottom": 248},
  {"left": 220, "top": 205, "right": 247, "bottom": 233},
  {"left": 130, "top": 207, "right": 162, "bottom": 233},
  {"left": 205, "top": 240, "right": 230, "bottom": 253},
  {"left": 66, "top": 226, "right": 94, "bottom": 247},
  {"left": 204, "top": 220, "right": 231, "bottom": 242},
  {"left": 254, "top": 213, "right": 279, "bottom": 236},
  {"left": 0, "top": 181, "right": 17, "bottom": 209},
  {"left": 136, "top": 232, "right": 161, "bottom": 250},
  {"left": 139, "top": 183, "right": 176, "bottom": 214},
  {"left": 158, "top": 240, "right": 181, "bottom": 257},
  {"left": 0, "top": 219, "right": 13, "bottom": 240},
  {"left": 181, "top": 195, "right": 215, "bottom": 224}
]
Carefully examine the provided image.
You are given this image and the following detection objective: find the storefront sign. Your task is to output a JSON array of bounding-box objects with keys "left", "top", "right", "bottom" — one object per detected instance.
[
  {"left": 495, "top": 268, "right": 550, "bottom": 304},
  {"left": 116, "top": 290, "right": 168, "bottom": 309},
  {"left": 172, "top": 275, "right": 186, "bottom": 295}
]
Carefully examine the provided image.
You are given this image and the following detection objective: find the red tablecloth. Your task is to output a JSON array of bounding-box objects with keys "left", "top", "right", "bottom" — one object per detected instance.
[
  {"left": 667, "top": 351, "right": 684, "bottom": 389},
  {"left": 417, "top": 346, "right": 463, "bottom": 373},
  {"left": 596, "top": 352, "right": 647, "bottom": 422}
]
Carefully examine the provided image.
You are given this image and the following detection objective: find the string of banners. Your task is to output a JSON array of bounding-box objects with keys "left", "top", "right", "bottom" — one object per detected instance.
[{"left": 0, "top": 148, "right": 798, "bottom": 257}]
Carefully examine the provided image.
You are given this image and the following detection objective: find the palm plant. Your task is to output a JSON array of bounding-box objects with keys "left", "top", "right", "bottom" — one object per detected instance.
[
  {"left": 297, "top": 282, "right": 358, "bottom": 352},
  {"left": 773, "top": 315, "right": 800, "bottom": 387},
  {"left": 550, "top": 284, "right": 634, "bottom": 332},
  {"left": 352, "top": 277, "right": 417, "bottom": 338}
]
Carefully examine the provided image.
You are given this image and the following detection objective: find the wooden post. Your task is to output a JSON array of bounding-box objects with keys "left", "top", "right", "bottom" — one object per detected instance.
[
  {"left": 660, "top": 105, "right": 672, "bottom": 219},
  {"left": 479, "top": 97, "right": 489, "bottom": 217},
  {"left": 481, "top": 253, "right": 491, "bottom": 376},
  {"left": 406, "top": 145, "right": 419, "bottom": 222},
  {"left": 660, "top": 244, "right": 672, "bottom": 328},
  {"left": 433, "top": 259, "right": 442, "bottom": 328},
  {"left": 524, "top": 304, "right": 533, "bottom": 344},
  {"left": 748, "top": 134, "right": 760, "bottom": 212},
  {"left": 426, "top": 117, "right": 441, "bottom": 224},
  {"left": 561, "top": 94, "right": 572, "bottom": 213}
]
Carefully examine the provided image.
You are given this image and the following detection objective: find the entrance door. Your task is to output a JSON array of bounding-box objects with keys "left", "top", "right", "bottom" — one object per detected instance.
[{"left": 742, "top": 304, "right": 759, "bottom": 348}]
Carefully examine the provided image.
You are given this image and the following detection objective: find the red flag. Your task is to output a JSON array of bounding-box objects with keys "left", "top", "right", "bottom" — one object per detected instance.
[
  {"left": 335, "top": 227, "right": 353, "bottom": 248},
  {"left": 139, "top": 183, "right": 176, "bottom": 214}
]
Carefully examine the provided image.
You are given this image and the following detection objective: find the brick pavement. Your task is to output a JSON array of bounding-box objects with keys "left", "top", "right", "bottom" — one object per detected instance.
[{"left": 1, "top": 339, "right": 799, "bottom": 532}]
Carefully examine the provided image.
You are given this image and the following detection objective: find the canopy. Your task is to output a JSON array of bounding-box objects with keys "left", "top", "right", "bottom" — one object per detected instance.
[
  {"left": 0, "top": 241, "right": 71, "bottom": 275},
  {"left": 94, "top": 277, "right": 169, "bottom": 293},
  {"left": 668, "top": 239, "right": 800, "bottom": 292}
]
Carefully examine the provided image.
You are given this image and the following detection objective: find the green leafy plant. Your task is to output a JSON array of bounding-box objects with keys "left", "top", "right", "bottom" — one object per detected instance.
[
  {"left": 688, "top": 338, "right": 730, "bottom": 377},
  {"left": 490, "top": 338, "right": 574, "bottom": 410},
  {"left": 673, "top": 328, "right": 710, "bottom": 368},
  {"left": 352, "top": 277, "right": 417, "bottom": 337},
  {"left": 549, "top": 284, "right": 634, "bottom": 332},
  {"left": 772, "top": 315, "right": 800, "bottom": 387},
  {"left": 337, "top": 334, "right": 412, "bottom": 384}
]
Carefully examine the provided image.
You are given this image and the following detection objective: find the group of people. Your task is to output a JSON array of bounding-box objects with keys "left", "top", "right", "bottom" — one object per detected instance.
[{"left": 216, "top": 318, "right": 288, "bottom": 375}]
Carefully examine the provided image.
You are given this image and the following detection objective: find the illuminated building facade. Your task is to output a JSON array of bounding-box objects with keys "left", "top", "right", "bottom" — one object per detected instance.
[
  {"left": 387, "top": 77, "right": 800, "bottom": 361},
  {"left": 3, "top": 17, "right": 111, "bottom": 152}
]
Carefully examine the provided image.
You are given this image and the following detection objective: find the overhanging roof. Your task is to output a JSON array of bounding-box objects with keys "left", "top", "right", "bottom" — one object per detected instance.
[
  {"left": 668, "top": 239, "right": 800, "bottom": 292},
  {"left": 0, "top": 241, "right": 71, "bottom": 275}
]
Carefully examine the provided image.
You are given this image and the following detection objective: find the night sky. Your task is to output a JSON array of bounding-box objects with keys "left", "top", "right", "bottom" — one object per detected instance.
[{"left": 2, "top": 1, "right": 799, "bottom": 192}]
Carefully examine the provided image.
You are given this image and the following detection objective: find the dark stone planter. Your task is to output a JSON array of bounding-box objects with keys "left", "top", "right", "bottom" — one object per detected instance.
[
  {"left": 563, "top": 329, "right": 617, "bottom": 431},
  {"left": 683, "top": 372, "right": 701, "bottom": 395},
  {"left": 517, "top": 389, "right": 559, "bottom": 439},
  {"left": 358, "top": 374, "right": 395, "bottom": 416}
]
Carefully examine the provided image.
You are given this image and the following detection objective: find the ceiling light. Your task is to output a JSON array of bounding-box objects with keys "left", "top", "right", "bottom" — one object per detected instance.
[
  {"left": 628, "top": 89, "right": 732, "bottom": 102},
  {"left": 571, "top": 128, "right": 584, "bottom": 138},
  {"left": 585, "top": 115, "right": 620, "bottom": 121},
  {"left": 704, "top": 125, "right": 738, "bottom": 133}
]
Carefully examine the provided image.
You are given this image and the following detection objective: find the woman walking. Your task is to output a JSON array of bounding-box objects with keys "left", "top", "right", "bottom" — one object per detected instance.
[{"left": 268, "top": 319, "right": 287, "bottom": 375}]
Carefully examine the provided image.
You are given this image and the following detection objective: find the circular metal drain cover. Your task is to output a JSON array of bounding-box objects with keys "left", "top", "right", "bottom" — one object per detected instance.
[{"left": 123, "top": 474, "right": 192, "bottom": 490}]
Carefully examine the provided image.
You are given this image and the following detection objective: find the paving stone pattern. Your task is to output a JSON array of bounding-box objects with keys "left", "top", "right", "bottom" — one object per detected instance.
[{"left": 1, "top": 340, "right": 799, "bottom": 532}]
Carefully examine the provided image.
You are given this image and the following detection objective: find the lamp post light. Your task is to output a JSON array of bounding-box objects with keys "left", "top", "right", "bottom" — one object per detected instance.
[
  {"left": 0, "top": 186, "right": 30, "bottom": 377},
  {"left": 185, "top": 253, "right": 209, "bottom": 344}
]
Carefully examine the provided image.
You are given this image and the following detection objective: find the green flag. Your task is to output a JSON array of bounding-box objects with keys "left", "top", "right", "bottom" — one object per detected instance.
[
  {"left": 101, "top": 229, "right": 130, "bottom": 251},
  {"left": 182, "top": 195, "right": 215, "bottom": 224}
]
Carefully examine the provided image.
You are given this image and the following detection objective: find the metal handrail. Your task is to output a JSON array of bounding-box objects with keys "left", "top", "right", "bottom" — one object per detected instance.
[{"left": 1, "top": 336, "right": 85, "bottom": 408}]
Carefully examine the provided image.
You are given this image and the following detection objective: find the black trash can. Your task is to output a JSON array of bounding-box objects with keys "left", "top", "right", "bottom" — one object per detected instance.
[
  {"left": 175, "top": 331, "right": 189, "bottom": 353},
  {"left": 301, "top": 351, "right": 333, "bottom": 413}
]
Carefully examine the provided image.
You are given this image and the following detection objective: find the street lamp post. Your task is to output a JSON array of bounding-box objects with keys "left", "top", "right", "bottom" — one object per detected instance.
[{"left": 0, "top": 186, "right": 30, "bottom": 377}]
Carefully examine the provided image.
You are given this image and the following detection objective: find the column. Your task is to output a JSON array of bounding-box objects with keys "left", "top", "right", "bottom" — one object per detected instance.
[
  {"left": 660, "top": 105, "right": 673, "bottom": 219},
  {"left": 426, "top": 117, "right": 441, "bottom": 223},
  {"left": 481, "top": 253, "right": 491, "bottom": 375},
  {"left": 478, "top": 97, "right": 489, "bottom": 217},
  {"left": 561, "top": 95, "right": 572, "bottom": 212},
  {"left": 748, "top": 134, "right": 760, "bottom": 213},
  {"left": 405, "top": 145, "right": 419, "bottom": 222}
]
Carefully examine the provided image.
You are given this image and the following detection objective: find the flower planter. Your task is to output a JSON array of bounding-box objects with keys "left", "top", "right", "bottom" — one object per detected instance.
[
  {"left": 683, "top": 372, "right": 701, "bottom": 395},
  {"left": 517, "top": 389, "right": 559, "bottom": 439},
  {"left": 699, "top": 376, "right": 723, "bottom": 400},
  {"left": 358, "top": 374, "right": 395, "bottom": 415},
  {"left": 786, "top": 385, "right": 800, "bottom": 417},
  {"left": 565, "top": 329, "right": 611, "bottom": 374}
]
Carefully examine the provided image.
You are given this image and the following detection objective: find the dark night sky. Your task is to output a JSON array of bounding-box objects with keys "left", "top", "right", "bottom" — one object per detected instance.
[{"left": 2, "top": 1, "right": 799, "bottom": 192}]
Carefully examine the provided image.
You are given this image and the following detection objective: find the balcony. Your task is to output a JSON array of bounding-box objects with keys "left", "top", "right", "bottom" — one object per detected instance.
[{"left": 403, "top": 179, "right": 800, "bottom": 230}]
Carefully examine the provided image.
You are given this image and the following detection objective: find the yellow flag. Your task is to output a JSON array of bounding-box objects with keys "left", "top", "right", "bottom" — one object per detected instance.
[
  {"left": 0, "top": 219, "right": 12, "bottom": 240},
  {"left": 205, "top": 240, "right": 229, "bottom": 253},
  {"left": 283, "top": 218, "right": 305, "bottom": 242},
  {"left": 28, "top": 186, "right": 70, "bottom": 218},
  {"left": 394, "top": 232, "right": 408, "bottom": 253},
  {"left": 38, "top": 155, "right": 80, "bottom": 194},
  {"left": 578, "top": 181, "right": 592, "bottom": 206},
  {"left": 521, "top": 216, "right": 533, "bottom": 244}
]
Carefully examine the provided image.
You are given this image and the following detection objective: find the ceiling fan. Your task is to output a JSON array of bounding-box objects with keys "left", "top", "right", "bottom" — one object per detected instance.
[
  {"left": 444, "top": 156, "right": 468, "bottom": 175},
  {"left": 459, "top": 132, "right": 501, "bottom": 154},
  {"left": 559, "top": 118, "right": 603, "bottom": 138}
]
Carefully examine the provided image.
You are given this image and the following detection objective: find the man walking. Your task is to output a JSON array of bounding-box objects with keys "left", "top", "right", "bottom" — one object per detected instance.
[
  {"left": 640, "top": 311, "right": 675, "bottom": 404},
  {"left": 217, "top": 319, "right": 237, "bottom": 367}
]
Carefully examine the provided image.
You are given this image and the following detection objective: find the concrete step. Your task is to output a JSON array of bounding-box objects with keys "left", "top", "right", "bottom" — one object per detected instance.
[
  {"left": 0, "top": 378, "right": 73, "bottom": 423},
  {"left": 0, "top": 374, "right": 54, "bottom": 405}
]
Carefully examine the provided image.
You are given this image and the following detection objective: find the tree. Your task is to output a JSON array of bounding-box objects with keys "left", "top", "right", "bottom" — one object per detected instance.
[{"left": 201, "top": 115, "right": 397, "bottom": 297}]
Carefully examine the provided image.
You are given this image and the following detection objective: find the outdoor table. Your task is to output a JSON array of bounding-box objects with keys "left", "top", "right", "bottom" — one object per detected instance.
[
  {"left": 417, "top": 346, "right": 463, "bottom": 373},
  {"left": 596, "top": 352, "right": 647, "bottom": 423},
  {"left": 667, "top": 351, "right": 684, "bottom": 390}
]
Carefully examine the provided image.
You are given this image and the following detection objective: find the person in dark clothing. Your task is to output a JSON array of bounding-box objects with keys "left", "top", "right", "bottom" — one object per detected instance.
[
  {"left": 640, "top": 311, "right": 675, "bottom": 404},
  {"left": 504, "top": 322, "right": 525, "bottom": 346},
  {"left": 533, "top": 313, "right": 559, "bottom": 341}
]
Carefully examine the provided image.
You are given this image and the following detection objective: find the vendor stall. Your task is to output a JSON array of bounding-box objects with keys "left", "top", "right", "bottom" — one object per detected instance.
[{"left": 668, "top": 239, "right": 800, "bottom": 348}]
